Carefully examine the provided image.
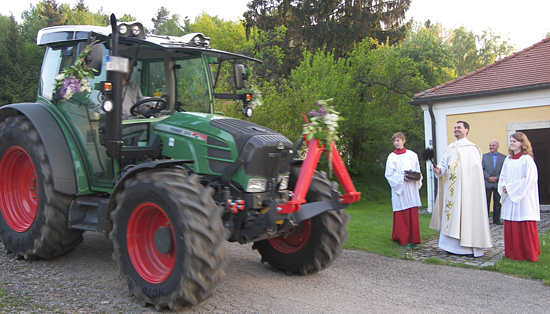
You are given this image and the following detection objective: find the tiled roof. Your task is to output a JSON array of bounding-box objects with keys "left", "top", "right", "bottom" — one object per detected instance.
[{"left": 413, "top": 36, "right": 550, "bottom": 102}]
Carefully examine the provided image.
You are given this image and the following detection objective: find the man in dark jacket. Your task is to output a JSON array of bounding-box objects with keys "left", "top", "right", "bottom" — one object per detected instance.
[{"left": 482, "top": 140, "right": 506, "bottom": 224}]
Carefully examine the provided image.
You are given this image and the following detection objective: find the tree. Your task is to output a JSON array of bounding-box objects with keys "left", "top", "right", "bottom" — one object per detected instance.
[
  {"left": 252, "top": 40, "right": 428, "bottom": 181},
  {"left": 191, "top": 13, "right": 249, "bottom": 53},
  {"left": 477, "top": 28, "right": 515, "bottom": 65},
  {"left": 401, "top": 21, "right": 456, "bottom": 87},
  {"left": 0, "top": 15, "right": 35, "bottom": 105},
  {"left": 151, "top": 6, "right": 170, "bottom": 33},
  {"left": 63, "top": 2, "right": 108, "bottom": 25},
  {"left": 450, "top": 26, "right": 480, "bottom": 76},
  {"left": 244, "top": 0, "right": 412, "bottom": 76},
  {"left": 450, "top": 26, "right": 516, "bottom": 76},
  {"left": 153, "top": 14, "right": 189, "bottom": 36},
  {"left": 75, "top": 0, "right": 88, "bottom": 12},
  {"left": 118, "top": 14, "right": 137, "bottom": 22}
]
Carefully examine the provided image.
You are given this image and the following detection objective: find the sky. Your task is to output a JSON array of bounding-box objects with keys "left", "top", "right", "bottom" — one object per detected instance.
[{"left": 2, "top": 0, "right": 549, "bottom": 52}]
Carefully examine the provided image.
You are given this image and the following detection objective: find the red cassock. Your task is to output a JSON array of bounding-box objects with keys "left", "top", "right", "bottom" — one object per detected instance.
[
  {"left": 504, "top": 220, "right": 540, "bottom": 262},
  {"left": 392, "top": 207, "right": 420, "bottom": 246}
]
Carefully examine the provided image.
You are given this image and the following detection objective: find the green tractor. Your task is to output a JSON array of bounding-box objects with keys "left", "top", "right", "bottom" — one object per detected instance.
[{"left": 0, "top": 15, "right": 360, "bottom": 309}]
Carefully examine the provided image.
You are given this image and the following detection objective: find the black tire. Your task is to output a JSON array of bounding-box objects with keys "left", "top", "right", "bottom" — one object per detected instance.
[
  {"left": 0, "top": 116, "right": 83, "bottom": 259},
  {"left": 253, "top": 168, "right": 350, "bottom": 275},
  {"left": 110, "top": 169, "right": 227, "bottom": 310}
]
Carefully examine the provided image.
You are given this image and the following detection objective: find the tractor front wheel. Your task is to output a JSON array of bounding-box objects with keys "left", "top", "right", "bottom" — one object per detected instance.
[
  {"left": 0, "top": 116, "right": 83, "bottom": 259},
  {"left": 253, "top": 169, "right": 350, "bottom": 274},
  {"left": 110, "top": 169, "right": 227, "bottom": 310}
]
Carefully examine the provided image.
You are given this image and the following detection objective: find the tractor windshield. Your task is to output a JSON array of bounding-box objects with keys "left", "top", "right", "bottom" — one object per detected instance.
[{"left": 127, "top": 55, "right": 214, "bottom": 114}]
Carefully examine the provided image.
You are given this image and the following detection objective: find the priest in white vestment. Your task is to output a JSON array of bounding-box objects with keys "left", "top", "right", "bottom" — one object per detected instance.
[{"left": 430, "top": 121, "right": 493, "bottom": 257}]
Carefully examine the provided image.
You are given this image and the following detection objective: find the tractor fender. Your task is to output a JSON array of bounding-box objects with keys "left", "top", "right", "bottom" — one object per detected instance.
[
  {"left": 108, "top": 159, "right": 194, "bottom": 210},
  {"left": 0, "top": 103, "right": 77, "bottom": 195}
]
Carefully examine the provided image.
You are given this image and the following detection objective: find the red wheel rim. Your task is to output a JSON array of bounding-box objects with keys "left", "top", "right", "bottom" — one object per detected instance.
[
  {"left": 0, "top": 146, "right": 39, "bottom": 232},
  {"left": 268, "top": 219, "right": 312, "bottom": 254},
  {"left": 127, "top": 202, "right": 176, "bottom": 284}
]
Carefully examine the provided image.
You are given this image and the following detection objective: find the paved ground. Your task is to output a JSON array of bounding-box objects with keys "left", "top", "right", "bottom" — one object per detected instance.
[
  {"left": 2, "top": 213, "right": 550, "bottom": 312},
  {"left": 411, "top": 210, "right": 550, "bottom": 266}
]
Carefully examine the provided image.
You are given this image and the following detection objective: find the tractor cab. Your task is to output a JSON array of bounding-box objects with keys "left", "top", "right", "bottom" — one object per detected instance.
[{"left": 35, "top": 20, "right": 258, "bottom": 187}]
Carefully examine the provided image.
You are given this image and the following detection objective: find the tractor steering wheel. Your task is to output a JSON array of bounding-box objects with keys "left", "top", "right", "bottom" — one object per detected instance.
[{"left": 130, "top": 97, "right": 167, "bottom": 118}]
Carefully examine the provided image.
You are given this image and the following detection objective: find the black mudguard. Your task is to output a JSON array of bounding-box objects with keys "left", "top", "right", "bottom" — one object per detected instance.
[{"left": 0, "top": 103, "right": 77, "bottom": 195}]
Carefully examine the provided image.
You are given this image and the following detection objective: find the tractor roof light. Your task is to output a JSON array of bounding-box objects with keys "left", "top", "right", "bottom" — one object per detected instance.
[
  {"left": 131, "top": 25, "right": 141, "bottom": 36},
  {"left": 118, "top": 22, "right": 145, "bottom": 39},
  {"left": 119, "top": 24, "right": 128, "bottom": 36},
  {"left": 190, "top": 34, "right": 210, "bottom": 47}
]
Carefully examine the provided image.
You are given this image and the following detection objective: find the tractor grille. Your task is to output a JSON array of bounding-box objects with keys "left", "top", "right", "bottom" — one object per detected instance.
[
  {"left": 207, "top": 136, "right": 231, "bottom": 173},
  {"left": 209, "top": 118, "right": 293, "bottom": 177},
  {"left": 240, "top": 134, "right": 293, "bottom": 177}
]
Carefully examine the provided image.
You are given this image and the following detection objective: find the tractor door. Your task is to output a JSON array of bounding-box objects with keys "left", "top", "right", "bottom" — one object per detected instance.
[{"left": 43, "top": 43, "right": 116, "bottom": 187}]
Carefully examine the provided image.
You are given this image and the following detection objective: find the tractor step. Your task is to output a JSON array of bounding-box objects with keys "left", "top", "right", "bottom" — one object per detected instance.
[{"left": 68, "top": 197, "right": 109, "bottom": 232}]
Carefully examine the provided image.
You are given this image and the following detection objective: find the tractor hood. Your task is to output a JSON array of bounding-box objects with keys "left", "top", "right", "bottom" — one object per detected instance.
[{"left": 153, "top": 112, "right": 293, "bottom": 177}]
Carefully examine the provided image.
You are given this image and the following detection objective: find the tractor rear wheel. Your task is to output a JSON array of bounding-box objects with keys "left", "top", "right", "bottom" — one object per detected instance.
[
  {"left": 0, "top": 116, "right": 83, "bottom": 259},
  {"left": 253, "top": 168, "right": 350, "bottom": 274},
  {"left": 110, "top": 169, "right": 227, "bottom": 310}
]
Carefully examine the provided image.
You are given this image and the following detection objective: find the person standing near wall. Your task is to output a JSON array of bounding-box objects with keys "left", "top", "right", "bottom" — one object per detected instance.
[
  {"left": 498, "top": 132, "right": 540, "bottom": 262},
  {"left": 385, "top": 132, "right": 422, "bottom": 249},
  {"left": 430, "top": 121, "right": 493, "bottom": 257},
  {"left": 482, "top": 140, "right": 506, "bottom": 225}
]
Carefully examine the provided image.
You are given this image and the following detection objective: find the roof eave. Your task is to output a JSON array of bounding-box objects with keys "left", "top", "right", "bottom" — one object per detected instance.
[{"left": 408, "top": 83, "right": 550, "bottom": 106}]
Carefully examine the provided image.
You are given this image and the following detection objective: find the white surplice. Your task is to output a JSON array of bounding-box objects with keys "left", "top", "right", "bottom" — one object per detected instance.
[
  {"left": 385, "top": 150, "right": 422, "bottom": 212},
  {"left": 498, "top": 155, "right": 540, "bottom": 222}
]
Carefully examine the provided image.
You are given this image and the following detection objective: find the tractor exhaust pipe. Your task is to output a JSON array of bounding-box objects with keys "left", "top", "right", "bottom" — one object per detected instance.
[{"left": 105, "top": 14, "right": 123, "bottom": 159}]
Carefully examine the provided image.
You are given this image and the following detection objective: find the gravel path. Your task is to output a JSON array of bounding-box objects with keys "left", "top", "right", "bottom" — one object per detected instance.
[
  {"left": 1, "top": 232, "right": 550, "bottom": 313},
  {"left": 412, "top": 211, "right": 550, "bottom": 266}
]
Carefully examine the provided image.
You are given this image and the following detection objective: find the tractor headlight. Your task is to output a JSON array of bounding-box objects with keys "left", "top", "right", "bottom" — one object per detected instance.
[
  {"left": 279, "top": 174, "right": 289, "bottom": 190},
  {"left": 242, "top": 106, "right": 253, "bottom": 118},
  {"left": 246, "top": 178, "right": 266, "bottom": 193},
  {"left": 118, "top": 22, "right": 146, "bottom": 39},
  {"left": 102, "top": 99, "right": 114, "bottom": 112}
]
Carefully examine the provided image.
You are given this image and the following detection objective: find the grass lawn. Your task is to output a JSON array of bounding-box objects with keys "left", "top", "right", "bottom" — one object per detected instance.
[{"left": 344, "top": 194, "right": 550, "bottom": 285}]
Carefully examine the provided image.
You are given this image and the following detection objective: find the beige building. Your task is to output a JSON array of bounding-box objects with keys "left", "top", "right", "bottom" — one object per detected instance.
[{"left": 409, "top": 37, "right": 550, "bottom": 213}]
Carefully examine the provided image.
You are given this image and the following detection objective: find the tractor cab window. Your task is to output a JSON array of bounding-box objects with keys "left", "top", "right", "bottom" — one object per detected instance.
[
  {"left": 175, "top": 58, "right": 212, "bottom": 113},
  {"left": 39, "top": 47, "right": 63, "bottom": 100}
]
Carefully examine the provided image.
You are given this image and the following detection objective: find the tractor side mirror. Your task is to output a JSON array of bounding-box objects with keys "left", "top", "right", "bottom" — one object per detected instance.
[
  {"left": 234, "top": 64, "right": 247, "bottom": 90},
  {"left": 77, "top": 41, "right": 102, "bottom": 74}
]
